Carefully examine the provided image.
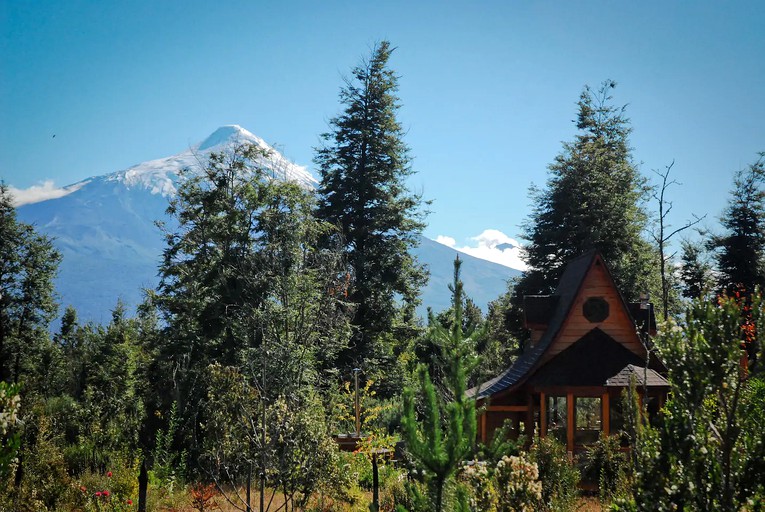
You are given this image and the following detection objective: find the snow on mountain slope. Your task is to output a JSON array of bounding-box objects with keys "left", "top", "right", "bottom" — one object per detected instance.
[
  {"left": 107, "top": 124, "right": 317, "bottom": 197},
  {"left": 15, "top": 125, "right": 519, "bottom": 324}
]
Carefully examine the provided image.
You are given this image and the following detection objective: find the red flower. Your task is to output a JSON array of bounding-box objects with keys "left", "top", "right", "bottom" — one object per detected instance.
[
  {"left": 126, "top": 499, "right": 133, "bottom": 505},
  {"left": 95, "top": 491, "right": 102, "bottom": 497},
  {"left": 106, "top": 471, "right": 113, "bottom": 478},
  {"left": 103, "top": 490, "right": 110, "bottom": 497}
]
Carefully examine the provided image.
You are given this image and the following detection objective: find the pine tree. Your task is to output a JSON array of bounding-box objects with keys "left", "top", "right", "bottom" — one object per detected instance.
[
  {"left": 400, "top": 258, "right": 477, "bottom": 512},
  {"left": 679, "top": 240, "right": 713, "bottom": 300},
  {"left": 708, "top": 153, "right": 765, "bottom": 295},
  {"left": 518, "top": 81, "right": 657, "bottom": 301},
  {"left": 315, "top": 41, "right": 427, "bottom": 378}
]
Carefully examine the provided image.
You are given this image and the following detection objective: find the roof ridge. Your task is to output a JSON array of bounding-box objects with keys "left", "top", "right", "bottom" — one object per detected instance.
[{"left": 471, "top": 250, "right": 601, "bottom": 399}]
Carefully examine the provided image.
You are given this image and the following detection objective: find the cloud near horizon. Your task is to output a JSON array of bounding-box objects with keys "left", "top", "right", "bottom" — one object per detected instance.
[
  {"left": 8, "top": 180, "right": 87, "bottom": 206},
  {"left": 434, "top": 229, "right": 528, "bottom": 271}
]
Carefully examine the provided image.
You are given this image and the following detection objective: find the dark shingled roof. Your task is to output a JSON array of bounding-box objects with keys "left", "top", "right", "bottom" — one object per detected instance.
[
  {"left": 468, "top": 250, "right": 599, "bottom": 399},
  {"left": 528, "top": 328, "right": 651, "bottom": 387},
  {"left": 606, "top": 364, "right": 668, "bottom": 387}
]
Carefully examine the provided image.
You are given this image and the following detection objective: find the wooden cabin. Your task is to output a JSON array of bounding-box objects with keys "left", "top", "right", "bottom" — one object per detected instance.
[{"left": 468, "top": 250, "right": 668, "bottom": 456}]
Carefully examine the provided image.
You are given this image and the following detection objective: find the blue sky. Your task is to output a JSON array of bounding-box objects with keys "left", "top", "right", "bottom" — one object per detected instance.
[{"left": 1, "top": 1, "right": 763, "bottom": 267}]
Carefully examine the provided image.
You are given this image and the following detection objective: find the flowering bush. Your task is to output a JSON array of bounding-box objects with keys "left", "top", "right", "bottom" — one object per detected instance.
[
  {"left": 76, "top": 468, "right": 137, "bottom": 511},
  {"left": 459, "top": 455, "right": 542, "bottom": 512},
  {"left": 0, "top": 381, "right": 21, "bottom": 478},
  {"left": 494, "top": 455, "right": 543, "bottom": 512},
  {"left": 460, "top": 462, "right": 498, "bottom": 512}
]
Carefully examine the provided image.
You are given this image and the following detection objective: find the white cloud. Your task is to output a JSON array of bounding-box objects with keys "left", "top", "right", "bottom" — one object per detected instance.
[
  {"left": 433, "top": 229, "right": 528, "bottom": 271},
  {"left": 435, "top": 235, "right": 456, "bottom": 247},
  {"left": 8, "top": 180, "right": 87, "bottom": 206}
]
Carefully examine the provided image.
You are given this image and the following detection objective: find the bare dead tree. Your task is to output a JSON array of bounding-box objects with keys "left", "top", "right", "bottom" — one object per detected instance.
[{"left": 651, "top": 161, "right": 706, "bottom": 319}]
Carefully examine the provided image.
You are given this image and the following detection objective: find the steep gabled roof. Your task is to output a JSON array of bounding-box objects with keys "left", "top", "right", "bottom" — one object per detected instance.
[
  {"left": 468, "top": 250, "right": 598, "bottom": 399},
  {"left": 467, "top": 250, "right": 654, "bottom": 400}
]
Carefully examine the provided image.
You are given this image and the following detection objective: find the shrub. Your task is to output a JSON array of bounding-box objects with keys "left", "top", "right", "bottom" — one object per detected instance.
[
  {"left": 0, "top": 382, "right": 21, "bottom": 479},
  {"left": 529, "top": 435, "right": 579, "bottom": 511},
  {"left": 75, "top": 460, "right": 139, "bottom": 508},
  {"left": 11, "top": 410, "right": 72, "bottom": 511},
  {"left": 459, "top": 454, "right": 543, "bottom": 512},
  {"left": 494, "top": 454, "right": 542, "bottom": 512},
  {"left": 190, "top": 482, "right": 220, "bottom": 511},
  {"left": 460, "top": 462, "right": 498, "bottom": 512},
  {"left": 580, "top": 433, "right": 629, "bottom": 502}
]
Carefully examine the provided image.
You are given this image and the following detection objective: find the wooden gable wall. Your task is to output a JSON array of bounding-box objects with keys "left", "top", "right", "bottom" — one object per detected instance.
[{"left": 540, "top": 257, "right": 646, "bottom": 365}]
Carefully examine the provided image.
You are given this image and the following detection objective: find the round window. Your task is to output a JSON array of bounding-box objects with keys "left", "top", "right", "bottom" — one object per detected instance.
[{"left": 583, "top": 297, "right": 609, "bottom": 323}]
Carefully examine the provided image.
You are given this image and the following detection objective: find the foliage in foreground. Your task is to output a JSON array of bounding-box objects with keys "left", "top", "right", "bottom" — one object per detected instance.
[
  {"left": 614, "top": 293, "right": 765, "bottom": 511},
  {"left": 459, "top": 454, "right": 543, "bottom": 512},
  {"left": 529, "top": 435, "right": 580, "bottom": 512}
]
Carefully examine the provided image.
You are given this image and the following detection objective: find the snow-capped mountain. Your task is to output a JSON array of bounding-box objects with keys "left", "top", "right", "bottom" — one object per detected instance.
[
  {"left": 15, "top": 126, "right": 519, "bottom": 324},
  {"left": 53, "top": 125, "right": 316, "bottom": 203}
]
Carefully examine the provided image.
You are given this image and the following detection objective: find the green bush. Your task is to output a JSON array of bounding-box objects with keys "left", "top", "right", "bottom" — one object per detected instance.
[
  {"left": 13, "top": 412, "right": 73, "bottom": 511},
  {"left": 529, "top": 435, "right": 580, "bottom": 512},
  {"left": 580, "top": 433, "right": 629, "bottom": 501}
]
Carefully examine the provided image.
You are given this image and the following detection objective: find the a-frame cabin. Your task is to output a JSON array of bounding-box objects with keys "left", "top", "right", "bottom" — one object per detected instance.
[{"left": 468, "top": 250, "right": 668, "bottom": 456}]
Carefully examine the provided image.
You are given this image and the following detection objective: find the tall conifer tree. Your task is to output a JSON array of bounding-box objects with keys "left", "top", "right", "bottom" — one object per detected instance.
[
  {"left": 708, "top": 154, "right": 765, "bottom": 295},
  {"left": 315, "top": 41, "right": 427, "bottom": 377},
  {"left": 518, "top": 81, "right": 656, "bottom": 301}
]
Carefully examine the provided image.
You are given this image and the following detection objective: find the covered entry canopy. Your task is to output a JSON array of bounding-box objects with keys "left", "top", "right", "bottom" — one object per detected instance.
[{"left": 467, "top": 250, "right": 668, "bottom": 453}]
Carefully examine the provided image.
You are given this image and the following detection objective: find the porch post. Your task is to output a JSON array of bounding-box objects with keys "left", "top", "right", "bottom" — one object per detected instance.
[
  {"left": 540, "top": 391, "right": 547, "bottom": 437},
  {"left": 602, "top": 392, "right": 610, "bottom": 436},
  {"left": 566, "top": 392, "right": 574, "bottom": 455},
  {"left": 480, "top": 410, "right": 487, "bottom": 443},
  {"left": 526, "top": 394, "right": 534, "bottom": 445}
]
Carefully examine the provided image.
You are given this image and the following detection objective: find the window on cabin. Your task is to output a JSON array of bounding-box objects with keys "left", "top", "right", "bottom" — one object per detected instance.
[
  {"left": 583, "top": 297, "right": 609, "bottom": 322},
  {"left": 546, "top": 395, "right": 567, "bottom": 443},
  {"left": 575, "top": 397, "right": 601, "bottom": 444}
]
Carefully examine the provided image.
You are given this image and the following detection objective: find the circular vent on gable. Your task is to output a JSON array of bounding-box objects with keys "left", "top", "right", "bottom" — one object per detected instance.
[{"left": 583, "top": 297, "right": 609, "bottom": 323}]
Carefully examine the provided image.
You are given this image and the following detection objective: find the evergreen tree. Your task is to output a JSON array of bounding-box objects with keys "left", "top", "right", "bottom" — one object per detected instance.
[
  {"left": 476, "top": 291, "right": 522, "bottom": 386},
  {"left": 153, "top": 142, "right": 349, "bottom": 468},
  {"left": 315, "top": 41, "right": 428, "bottom": 379},
  {"left": 679, "top": 239, "right": 713, "bottom": 300},
  {"left": 708, "top": 153, "right": 765, "bottom": 295},
  {"left": 0, "top": 183, "right": 60, "bottom": 385},
  {"left": 518, "top": 81, "right": 656, "bottom": 302},
  {"left": 416, "top": 295, "right": 484, "bottom": 399},
  {"left": 400, "top": 258, "right": 477, "bottom": 512}
]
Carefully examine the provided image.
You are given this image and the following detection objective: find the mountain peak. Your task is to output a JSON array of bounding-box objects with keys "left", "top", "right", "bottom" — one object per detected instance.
[{"left": 198, "top": 125, "right": 261, "bottom": 151}]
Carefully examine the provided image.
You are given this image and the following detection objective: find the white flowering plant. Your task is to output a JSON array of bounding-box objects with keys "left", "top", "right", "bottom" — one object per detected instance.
[
  {"left": 459, "top": 455, "right": 544, "bottom": 512},
  {"left": 0, "top": 381, "right": 21, "bottom": 478}
]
